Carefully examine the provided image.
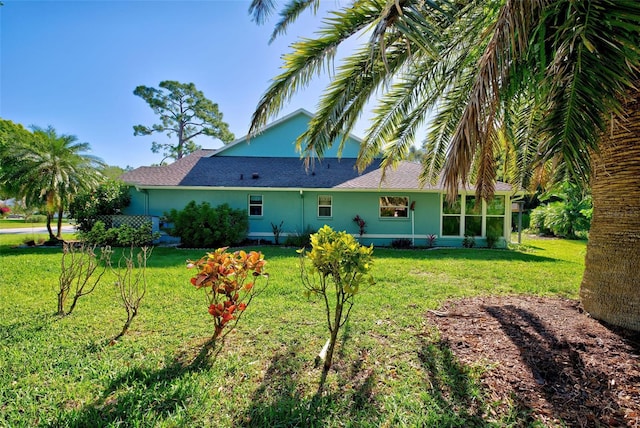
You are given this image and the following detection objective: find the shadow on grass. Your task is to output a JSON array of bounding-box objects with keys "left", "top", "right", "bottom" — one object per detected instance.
[
  {"left": 417, "top": 335, "right": 536, "bottom": 426},
  {"left": 0, "top": 312, "right": 55, "bottom": 345},
  {"left": 50, "top": 336, "right": 222, "bottom": 427},
  {"left": 377, "top": 247, "right": 558, "bottom": 263},
  {"left": 242, "top": 340, "right": 380, "bottom": 427}
]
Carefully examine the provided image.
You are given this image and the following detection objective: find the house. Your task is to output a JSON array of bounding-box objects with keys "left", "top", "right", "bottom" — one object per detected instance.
[{"left": 121, "top": 109, "right": 516, "bottom": 247}]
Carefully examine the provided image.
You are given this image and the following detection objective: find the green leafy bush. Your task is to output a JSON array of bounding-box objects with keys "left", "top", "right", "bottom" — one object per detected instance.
[
  {"left": 298, "top": 225, "right": 374, "bottom": 372},
  {"left": 24, "top": 214, "right": 47, "bottom": 223},
  {"left": 165, "top": 201, "right": 248, "bottom": 248},
  {"left": 79, "top": 221, "right": 159, "bottom": 247},
  {"left": 529, "top": 182, "right": 591, "bottom": 238},
  {"left": 68, "top": 180, "right": 131, "bottom": 232}
]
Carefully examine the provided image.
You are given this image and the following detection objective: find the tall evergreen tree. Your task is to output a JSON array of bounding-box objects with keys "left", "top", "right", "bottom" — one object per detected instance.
[{"left": 133, "top": 80, "right": 235, "bottom": 161}]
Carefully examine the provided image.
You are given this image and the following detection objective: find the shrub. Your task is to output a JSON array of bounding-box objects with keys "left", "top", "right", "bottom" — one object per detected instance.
[
  {"left": 165, "top": 201, "right": 248, "bottom": 248},
  {"left": 271, "top": 221, "right": 284, "bottom": 245},
  {"left": 109, "top": 246, "right": 152, "bottom": 342},
  {"left": 79, "top": 221, "right": 159, "bottom": 247},
  {"left": 462, "top": 234, "right": 476, "bottom": 248},
  {"left": 57, "top": 243, "right": 110, "bottom": 316},
  {"left": 485, "top": 231, "right": 501, "bottom": 249},
  {"left": 24, "top": 214, "right": 47, "bottom": 223},
  {"left": 68, "top": 180, "right": 131, "bottom": 232},
  {"left": 529, "top": 206, "right": 550, "bottom": 235},
  {"left": 426, "top": 234, "right": 437, "bottom": 248},
  {"left": 298, "top": 225, "right": 374, "bottom": 373},
  {"left": 284, "top": 226, "right": 315, "bottom": 248},
  {"left": 530, "top": 201, "right": 590, "bottom": 238},
  {"left": 352, "top": 215, "right": 366, "bottom": 236},
  {"left": 391, "top": 238, "right": 413, "bottom": 249},
  {"left": 188, "top": 247, "right": 268, "bottom": 341}
]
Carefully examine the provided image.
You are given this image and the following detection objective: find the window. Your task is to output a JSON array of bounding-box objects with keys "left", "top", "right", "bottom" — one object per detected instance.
[
  {"left": 441, "top": 194, "right": 506, "bottom": 237},
  {"left": 464, "top": 195, "right": 482, "bottom": 236},
  {"left": 442, "top": 195, "right": 462, "bottom": 236},
  {"left": 248, "top": 195, "right": 263, "bottom": 216},
  {"left": 318, "top": 195, "right": 332, "bottom": 217},
  {"left": 486, "top": 195, "right": 505, "bottom": 237},
  {"left": 380, "top": 196, "right": 409, "bottom": 218}
]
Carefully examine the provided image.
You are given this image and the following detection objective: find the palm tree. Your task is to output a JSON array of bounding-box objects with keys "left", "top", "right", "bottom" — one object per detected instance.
[
  {"left": 0, "top": 126, "right": 105, "bottom": 240},
  {"left": 249, "top": 0, "right": 640, "bottom": 331}
]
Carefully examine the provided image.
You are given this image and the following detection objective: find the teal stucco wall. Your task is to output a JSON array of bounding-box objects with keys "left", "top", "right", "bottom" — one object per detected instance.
[
  {"left": 124, "top": 186, "right": 513, "bottom": 247},
  {"left": 220, "top": 110, "right": 362, "bottom": 158}
]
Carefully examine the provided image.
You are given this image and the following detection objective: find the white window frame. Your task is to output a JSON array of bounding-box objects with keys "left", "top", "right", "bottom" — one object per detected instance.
[
  {"left": 379, "top": 196, "right": 409, "bottom": 218},
  {"left": 318, "top": 195, "right": 332, "bottom": 218},
  {"left": 440, "top": 194, "right": 506, "bottom": 237},
  {"left": 248, "top": 194, "right": 263, "bottom": 217},
  {"left": 441, "top": 194, "right": 462, "bottom": 236}
]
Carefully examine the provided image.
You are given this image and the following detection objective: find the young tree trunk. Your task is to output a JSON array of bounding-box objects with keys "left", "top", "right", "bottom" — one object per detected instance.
[
  {"left": 57, "top": 289, "right": 67, "bottom": 316},
  {"left": 323, "top": 301, "right": 344, "bottom": 372},
  {"left": 580, "top": 90, "right": 640, "bottom": 332},
  {"left": 113, "top": 310, "right": 137, "bottom": 341}
]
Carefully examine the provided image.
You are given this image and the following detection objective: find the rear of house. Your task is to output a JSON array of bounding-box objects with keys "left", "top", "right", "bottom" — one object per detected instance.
[{"left": 120, "top": 109, "right": 515, "bottom": 247}]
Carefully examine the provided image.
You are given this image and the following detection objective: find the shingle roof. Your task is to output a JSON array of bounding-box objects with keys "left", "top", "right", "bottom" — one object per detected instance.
[
  {"left": 121, "top": 151, "right": 383, "bottom": 188},
  {"left": 120, "top": 152, "right": 512, "bottom": 192},
  {"left": 336, "top": 161, "right": 513, "bottom": 192}
]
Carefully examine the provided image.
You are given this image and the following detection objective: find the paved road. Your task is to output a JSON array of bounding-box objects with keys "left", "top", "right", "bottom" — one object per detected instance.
[{"left": 0, "top": 225, "right": 76, "bottom": 234}]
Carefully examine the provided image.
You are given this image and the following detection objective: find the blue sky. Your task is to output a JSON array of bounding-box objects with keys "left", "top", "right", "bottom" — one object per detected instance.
[{"left": 1, "top": 0, "right": 366, "bottom": 168}]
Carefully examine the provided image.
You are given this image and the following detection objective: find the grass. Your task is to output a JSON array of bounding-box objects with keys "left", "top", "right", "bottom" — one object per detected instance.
[
  {"left": 0, "top": 235, "right": 587, "bottom": 427},
  {"left": 0, "top": 218, "right": 74, "bottom": 229}
]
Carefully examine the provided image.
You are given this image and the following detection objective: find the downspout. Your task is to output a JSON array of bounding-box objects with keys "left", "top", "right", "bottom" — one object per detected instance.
[
  {"left": 410, "top": 201, "right": 416, "bottom": 246},
  {"left": 300, "top": 189, "right": 304, "bottom": 233}
]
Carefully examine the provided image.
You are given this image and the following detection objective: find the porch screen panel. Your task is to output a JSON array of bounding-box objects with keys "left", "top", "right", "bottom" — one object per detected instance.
[
  {"left": 442, "top": 195, "right": 462, "bottom": 236},
  {"left": 486, "top": 195, "right": 505, "bottom": 237}
]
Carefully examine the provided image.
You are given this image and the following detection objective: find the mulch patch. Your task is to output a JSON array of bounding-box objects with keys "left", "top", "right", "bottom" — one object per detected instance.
[{"left": 427, "top": 295, "right": 640, "bottom": 427}]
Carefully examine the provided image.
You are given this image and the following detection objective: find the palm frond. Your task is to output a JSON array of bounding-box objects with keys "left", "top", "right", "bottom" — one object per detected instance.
[
  {"left": 299, "top": 32, "right": 415, "bottom": 164},
  {"left": 268, "top": 0, "right": 320, "bottom": 44},
  {"left": 537, "top": 0, "right": 640, "bottom": 185},
  {"left": 249, "top": 1, "right": 383, "bottom": 137},
  {"left": 249, "top": 0, "right": 276, "bottom": 25},
  {"left": 441, "top": 0, "right": 548, "bottom": 201}
]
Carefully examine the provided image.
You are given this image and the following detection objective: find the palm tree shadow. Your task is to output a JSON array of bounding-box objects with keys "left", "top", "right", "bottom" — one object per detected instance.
[
  {"left": 416, "top": 335, "right": 533, "bottom": 426},
  {"left": 484, "top": 305, "right": 626, "bottom": 426},
  {"left": 242, "top": 341, "right": 379, "bottom": 427},
  {"left": 49, "top": 336, "right": 222, "bottom": 427}
]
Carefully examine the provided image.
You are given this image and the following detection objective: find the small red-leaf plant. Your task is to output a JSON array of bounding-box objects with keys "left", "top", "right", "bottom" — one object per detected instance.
[
  {"left": 352, "top": 215, "right": 366, "bottom": 237},
  {"left": 187, "top": 247, "right": 268, "bottom": 340}
]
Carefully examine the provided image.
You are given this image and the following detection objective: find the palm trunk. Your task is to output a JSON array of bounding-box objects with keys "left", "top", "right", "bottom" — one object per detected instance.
[
  {"left": 580, "top": 90, "right": 640, "bottom": 332},
  {"left": 56, "top": 206, "right": 64, "bottom": 238},
  {"left": 46, "top": 213, "right": 56, "bottom": 241}
]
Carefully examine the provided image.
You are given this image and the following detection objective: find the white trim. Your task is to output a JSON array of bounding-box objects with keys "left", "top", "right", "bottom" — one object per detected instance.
[
  {"left": 248, "top": 194, "right": 263, "bottom": 217},
  {"left": 131, "top": 184, "right": 514, "bottom": 195},
  {"left": 379, "top": 195, "right": 410, "bottom": 218},
  {"left": 317, "top": 194, "right": 332, "bottom": 218},
  {"left": 439, "top": 193, "right": 508, "bottom": 238}
]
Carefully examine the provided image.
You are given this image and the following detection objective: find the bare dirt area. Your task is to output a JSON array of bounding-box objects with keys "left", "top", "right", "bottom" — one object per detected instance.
[{"left": 427, "top": 295, "right": 640, "bottom": 427}]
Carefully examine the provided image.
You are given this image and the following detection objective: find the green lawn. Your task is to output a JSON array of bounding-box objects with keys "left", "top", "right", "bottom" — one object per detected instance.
[
  {"left": 0, "top": 218, "right": 73, "bottom": 229},
  {"left": 0, "top": 236, "right": 586, "bottom": 427}
]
